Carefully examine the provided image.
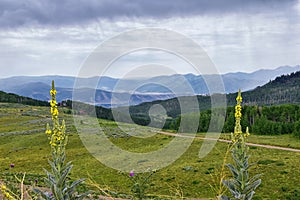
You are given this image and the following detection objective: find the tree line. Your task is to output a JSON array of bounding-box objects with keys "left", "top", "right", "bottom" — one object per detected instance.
[
  {"left": 0, "top": 91, "right": 49, "bottom": 106},
  {"left": 65, "top": 99, "right": 300, "bottom": 137},
  {"left": 164, "top": 104, "right": 300, "bottom": 137},
  {"left": 3, "top": 91, "right": 298, "bottom": 137}
]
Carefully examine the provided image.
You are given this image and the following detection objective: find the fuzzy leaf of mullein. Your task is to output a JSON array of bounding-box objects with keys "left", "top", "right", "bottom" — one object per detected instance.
[
  {"left": 221, "top": 180, "right": 232, "bottom": 190},
  {"left": 33, "top": 188, "right": 52, "bottom": 200},
  {"left": 226, "top": 164, "right": 239, "bottom": 178},
  {"left": 64, "top": 178, "right": 86, "bottom": 194},
  {"left": 220, "top": 195, "right": 231, "bottom": 200},
  {"left": 57, "top": 163, "right": 73, "bottom": 187},
  {"left": 247, "top": 174, "right": 262, "bottom": 185},
  {"left": 222, "top": 180, "right": 239, "bottom": 196},
  {"left": 231, "top": 153, "right": 245, "bottom": 169},
  {"left": 60, "top": 161, "right": 72, "bottom": 172},
  {"left": 244, "top": 179, "right": 261, "bottom": 194},
  {"left": 245, "top": 191, "right": 255, "bottom": 200},
  {"left": 47, "top": 160, "right": 59, "bottom": 175},
  {"left": 52, "top": 153, "right": 66, "bottom": 168},
  {"left": 44, "top": 169, "right": 56, "bottom": 185},
  {"left": 53, "top": 186, "right": 64, "bottom": 200},
  {"left": 74, "top": 192, "right": 91, "bottom": 200}
]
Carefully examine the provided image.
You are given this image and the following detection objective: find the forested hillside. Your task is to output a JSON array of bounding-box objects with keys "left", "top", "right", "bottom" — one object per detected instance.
[
  {"left": 227, "top": 71, "right": 300, "bottom": 106},
  {"left": 0, "top": 91, "right": 48, "bottom": 106},
  {"left": 127, "top": 71, "right": 300, "bottom": 120},
  {"left": 126, "top": 71, "right": 300, "bottom": 135}
]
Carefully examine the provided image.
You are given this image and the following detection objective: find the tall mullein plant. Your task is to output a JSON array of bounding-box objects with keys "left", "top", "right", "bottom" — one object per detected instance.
[
  {"left": 34, "top": 81, "right": 88, "bottom": 200},
  {"left": 221, "top": 90, "right": 261, "bottom": 200}
]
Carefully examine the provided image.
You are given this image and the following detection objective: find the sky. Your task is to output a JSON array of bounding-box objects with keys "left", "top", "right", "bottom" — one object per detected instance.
[{"left": 1, "top": 0, "right": 300, "bottom": 78}]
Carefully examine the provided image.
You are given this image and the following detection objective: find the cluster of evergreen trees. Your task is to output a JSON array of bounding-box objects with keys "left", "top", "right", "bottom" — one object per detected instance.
[
  {"left": 0, "top": 91, "right": 49, "bottom": 106},
  {"left": 64, "top": 99, "right": 300, "bottom": 137},
  {"left": 223, "top": 104, "right": 300, "bottom": 135},
  {"left": 164, "top": 104, "right": 300, "bottom": 136}
]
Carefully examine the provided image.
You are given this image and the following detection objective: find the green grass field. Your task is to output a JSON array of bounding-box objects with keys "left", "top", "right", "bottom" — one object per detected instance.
[{"left": 1, "top": 103, "right": 300, "bottom": 199}]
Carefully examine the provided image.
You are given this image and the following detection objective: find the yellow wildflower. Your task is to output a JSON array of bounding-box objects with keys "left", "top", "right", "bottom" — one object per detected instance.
[
  {"left": 1, "top": 184, "right": 6, "bottom": 190},
  {"left": 235, "top": 113, "right": 241, "bottom": 118},
  {"left": 231, "top": 89, "right": 251, "bottom": 142},
  {"left": 1, "top": 184, "right": 14, "bottom": 200},
  {"left": 50, "top": 100, "right": 57, "bottom": 107},
  {"left": 47, "top": 80, "right": 68, "bottom": 150},
  {"left": 236, "top": 90, "right": 242, "bottom": 102},
  {"left": 4, "top": 192, "right": 10, "bottom": 197},
  {"left": 50, "top": 89, "right": 57, "bottom": 96}
]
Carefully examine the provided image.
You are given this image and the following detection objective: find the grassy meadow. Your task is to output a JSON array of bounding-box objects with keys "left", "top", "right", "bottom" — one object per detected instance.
[{"left": 1, "top": 103, "right": 300, "bottom": 199}]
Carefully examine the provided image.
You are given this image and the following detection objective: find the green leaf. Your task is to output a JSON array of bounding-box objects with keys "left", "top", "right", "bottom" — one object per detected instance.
[
  {"left": 58, "top": 164, "right": 73, "bottom": 188},
  {"left": 245, "top": 191, "right": 255, "bottom": 200},
  {"left": 226, "top": 164, "right": 239, "bottom": 178},
  {"left": 220, "top": 195, "right": 231, "bottom": 200}
]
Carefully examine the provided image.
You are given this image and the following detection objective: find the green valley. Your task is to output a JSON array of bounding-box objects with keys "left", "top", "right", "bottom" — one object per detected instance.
[{"left": 1, "top": 103, "right": 300, "bottom": 199}]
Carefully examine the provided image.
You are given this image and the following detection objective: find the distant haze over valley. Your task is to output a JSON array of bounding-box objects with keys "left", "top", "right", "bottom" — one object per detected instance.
[{"left": 0, "top": 65, "right": 299, "bottom": 107}]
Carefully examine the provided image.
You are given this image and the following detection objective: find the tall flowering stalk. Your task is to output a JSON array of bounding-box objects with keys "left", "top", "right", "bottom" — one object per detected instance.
[
  {"left": 46, "top": 80, "right": 67, "bottom": 155},
  {"left": 221, "top": 90, "right": 261, "bottom": 200},
  {"left": 34, "top": 80, "right": 88, "bottom": 200}
]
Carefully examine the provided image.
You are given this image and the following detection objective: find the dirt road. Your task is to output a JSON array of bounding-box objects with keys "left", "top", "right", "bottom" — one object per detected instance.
[{"left": 158, "top": 131, "right": 300, "bottom": 153}]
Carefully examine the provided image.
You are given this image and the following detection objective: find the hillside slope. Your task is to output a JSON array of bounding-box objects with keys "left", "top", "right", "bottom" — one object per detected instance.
[
  {"left": 227, "top": 71, "right": 300, "bottom": 106},
  {"left": 0, "top": 90, "right": 48, "bottom": 106},
  {"left": 127, "top": 71, "right": 300, "bottom": 120}
]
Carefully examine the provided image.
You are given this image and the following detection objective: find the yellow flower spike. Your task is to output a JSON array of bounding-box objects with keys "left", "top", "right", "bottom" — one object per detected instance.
[
  {"left": 50, "top": 100, "right": 56, "bottom": 107},
  {"left": 50, "top": 89, "right": 57, "bottom": 96},
  {"left": 47, "top": 80, "right": 68, "bottom": 151},
  {"left": 231, "top": 89, "right": 244, "bottom": 142},
  {"left": 54, "top": 109, "right": 59, "bottom": 115},
  {"left": 236, "top": 90, "right": 242, "bottom": 102},
  {"left": 231, "top": 89, "right": 251, "bottom": 143}
]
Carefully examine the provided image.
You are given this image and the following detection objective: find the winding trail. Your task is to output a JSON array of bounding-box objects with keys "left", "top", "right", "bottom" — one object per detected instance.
[{"left": 158, "top": 131, "right": 300, "bottom": 153}]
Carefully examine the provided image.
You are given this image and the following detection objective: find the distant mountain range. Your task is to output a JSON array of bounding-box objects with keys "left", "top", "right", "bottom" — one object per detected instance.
[
  {"left": 125, "top": 70, "right": 300, "bottom": 124},
  {"left": 1, "top": 69, "right": 299, "bottom": 136},
  {"left": 0, "top": 65, "right": 299, "bottom": 107}
]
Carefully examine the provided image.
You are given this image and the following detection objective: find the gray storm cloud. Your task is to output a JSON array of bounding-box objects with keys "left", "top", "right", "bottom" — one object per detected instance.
[
  {"left": 0, "top": 0, "right": 297, "bottom": 28},
  {"left": 0, "top": 0, "right": 300, "bottom": 78}
]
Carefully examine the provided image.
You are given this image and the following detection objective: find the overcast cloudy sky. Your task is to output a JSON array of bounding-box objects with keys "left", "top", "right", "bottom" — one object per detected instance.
[{"left": 1, "top": 0, "right": 300, "bottom": 78}]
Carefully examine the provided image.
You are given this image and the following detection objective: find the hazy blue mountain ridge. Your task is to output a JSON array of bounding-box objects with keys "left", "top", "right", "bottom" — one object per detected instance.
[{"left": 0, "top": 65, "right": 299, "bottom": 107}]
